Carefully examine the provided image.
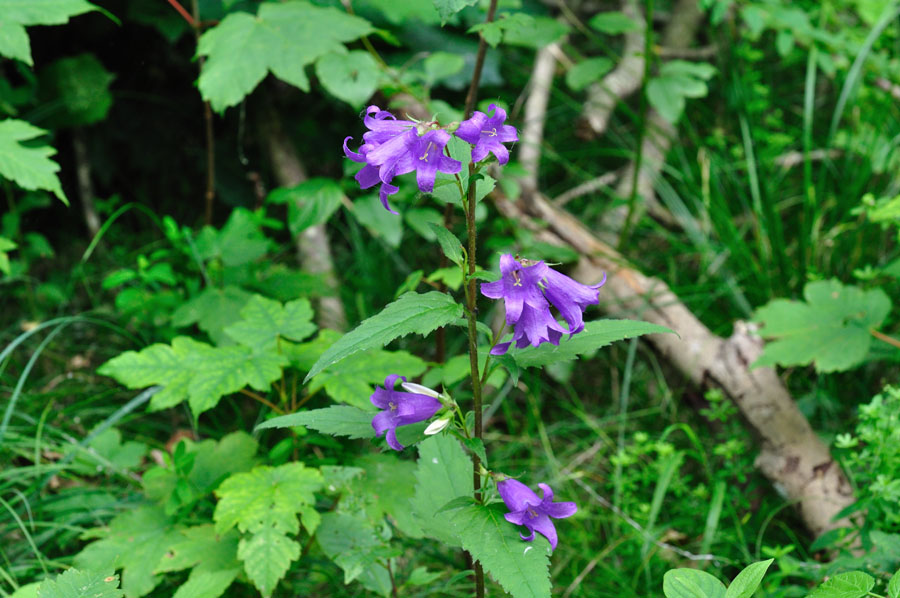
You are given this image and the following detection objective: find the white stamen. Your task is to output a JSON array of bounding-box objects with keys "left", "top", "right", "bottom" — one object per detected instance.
[
  {"left": 401, "top": 382, "right": 442, "bottom": 398},
  {"left": 424, "top": 418, "right": 451, "bottom": 435}
]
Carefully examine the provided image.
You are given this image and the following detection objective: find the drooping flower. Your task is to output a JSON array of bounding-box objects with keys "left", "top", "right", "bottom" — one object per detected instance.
[
  {"left": 343, "top": 106, "right": 462, "bottom": 213},
  {"left": 455, "top": 103, "right": 518, "bottom": 165},
  {"left": 480, "top": 254, "right": 604, "bottom": 355},
  {"left": 497, "top": 478, "right": 577, "bottom": 552},
  {"left": 370, "top": 374, "right": 442, "bottom": 451}
]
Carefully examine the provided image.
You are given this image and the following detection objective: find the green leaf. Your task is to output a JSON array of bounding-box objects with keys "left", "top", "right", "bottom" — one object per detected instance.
[
  {"left": 305, "top": 291, "right": 462, "bottom": 381},
  {"left": 316, "top": 512, "right": 392, "bottom": 595},
  {"left": 0, "top": 119, "right": 67, "bottom": 204},
  {"left": 267, "top": 177, "right": 345, "bottom": 234},
  {"left": 451, "top": 503, "right": 552, "bottom": 598},
  {"left": 423, "top": 51, "right": 465, "bottom": 85},
  {"left": 311, "top": 349, "right": 427, "bottom": 408},
  {"left": 754, "top": 279, "right": 892, "bottom": 372},
  {"left": 566, "top": 57, "right": 614, "bottom": 92},
  {"left": 0, "top": 0, "right": 98, "bottom": 66},
  {"left": 588, "top": 11, "right": 640, "bottom": 33},
  {"left": 256, "top": 405, "right": 375, "bottom": 439},
  {"left": 39, "top": 53, "right": 115, "bottom": 126},
  {"left": 725, "top": 559, "right": 773, "bottom": 598},
  {"left": 0, "top": 236, "right": 17, "bottom": 275},
  {"left": 351, "top": 454, "right": 424, "bottom": 538},
  {"left": 197, "top": 2, "right": 373, "bottom": 112},
  {"left": 433, "top": 0, "right": 478, "bottom": 24},
  {"left": 808, "top": 572, "right": 875, "bottom": 598},
  {"left": 511, "top": 319, "right": 674, "bottom": 368},
  {"left": 98, "top": 336, "right": 286, "bottom": 417},
  {"left": 237, "top": 527, "right": 300, "bottom": 597},
  {"left": 499, "top": 16, "right": 569, "bottom": 48},
  {"left": 36, "top": 569, "right": 123, "bottom": 598},
  {"left": 171, "top": 568, "right": 240, "bottom": 598},
  {"left": 888, "top": 569, "right": 900, "bottom": 598},
  {"left": 194, "top": 208, "right": 270, "bottom": 266},
  {"left": 73, "top": 506, "right": 180, "bottom": 598},
  {"left": 223, "top": 295, "right": 316, "bottom": 351},
  {"left": 154, "top": 525, "right": 240, "bottom": 574},
  {"left": 353, "top": 193, "right": 403, "bottom": 247},
  {"left": 214, "top": 463, "right": 323, "bottom": 535},
  {"left": 171, "top": 285, "right": 253, "bottom": 345},
  {"left": 647, "top": 60, "right": 716, "bottom": 123},
  {"left": 663, "top": 569, "right": 727, "bottom": 598},
  {"left": 428, "top": 223, "right": 464, "bottom": 266},
  {"left": 411, "top": 434, "right": 473, "bottom": 547},
  {"left": 468, "top": 13, "right": 534, "bottom": 47},
  {"left": 315, "top": 51, "right": 378, "bottom": 108}
]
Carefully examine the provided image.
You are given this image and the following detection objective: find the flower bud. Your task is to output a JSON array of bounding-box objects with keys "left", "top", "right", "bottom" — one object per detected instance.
[
  {"left": 401, "top": 381, "right": 442, "bottom": 399},
  {"left": 424, "top": 418, "right": 451, "bottom": 435}
]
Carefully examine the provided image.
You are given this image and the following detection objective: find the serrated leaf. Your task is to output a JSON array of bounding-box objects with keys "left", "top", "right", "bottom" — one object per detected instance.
[
  {"left": 433, "top": 0, "right": 478, "bottom": 24},
  {"left": 73, "top": 506, "right": 180, "bottom": 598},
  {"left": 411, "top": 434, "right": 473, "bottom": 547},
  {"left": 171, "top": 568, "right": 240, "bottom": 598},
  {"left": 305, "top": 291, "right": 462, "bottom": 381},
  {"left": 154, "top": 525, "right": 240, "bottom": 574},
  {"left": 754, "top": 279, "right": 891, "bottom": 372},
  {"left": 888, "top": 569, "right": 900, "bottom": 598},
  {"left": 588, "top": 11, "right": 640, "bottom": 33},
  {"left": 98, "top": 336, "right": 286, "bottom": 417},
  {"left": 351, "top": 454, "right": 424, "bottom": 538},
  {"left": 428, "top": 222, "right": 464, "bottom": 266},
  {"left": 194, "top": 208, "right": 270, "bottom": 267},
  {"left": 510, "top": 319, "right": 673, "bottom": 368},
  {"left": 315, "top": 50, "right": 378, "bottom": 108},
  {"left": 36, "top": 569, "right": 123, "bottom": 598},
  {"left": 663, "top": 569, "right": 727, "bottom": 598},
  {"left": 236, "top": 528, "right": 299, "bottom": 597},
  {"left": 0, "top": 119, "right": 67, "bottom": 203},
  {"left": 224, "top": 295, "right": 316, "bottom": 351},
  {"left": 197, "top": 2, "right": 373, "bottom": 112},
  {"left": 451, "top": 503, "right": 552, "bottom": 598},
  {"left": 311, "top": 348, "right": 427, "bottom": 408},
  {"left": 647, "top": 60, "right": 716, "bottom": 123},
  {"left": 267, "top": 177, "right": 345, "bottom": 234},
  {"left": 0, "top": 0, "right": 98, "bottom": 66},
  {"left": 808, "top": 572, "right": 875, "bottom": 598},
  {"left": 171, "top": 285, "right": 253, "bottom": 345},
  {"left": 39, "top": 53, "right": 115, "bottom": 126},
  {"left": 214, "top": 463, "right": 323, "bottom": 535},
  {"left": 256, "top": 405, "right": 375, "bottom": 439},
  {"left": 725, "top": 559, "right": 773, "bottom": 598},
  {"left": 316, "top": 512, "right": 393, "bottom": 594}
]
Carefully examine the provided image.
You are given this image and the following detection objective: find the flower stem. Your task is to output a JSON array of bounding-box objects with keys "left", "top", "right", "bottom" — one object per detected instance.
[{"left": 870, "top": 327, "right": 900, "bottom": 350}]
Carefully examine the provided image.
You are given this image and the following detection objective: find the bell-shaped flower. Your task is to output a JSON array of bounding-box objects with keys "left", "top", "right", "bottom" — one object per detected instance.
[
  {"left": 370, "top": 374, "right": 442, "bottom": 451},
  {"left": 497, "top": 479, "right": 577, "bottom": 552},
  {"left": 455, "top": 103, "right": 518, "bottom": 165},
  {"left": 542, "top": 269, "right": 606, "bottom": 335}
]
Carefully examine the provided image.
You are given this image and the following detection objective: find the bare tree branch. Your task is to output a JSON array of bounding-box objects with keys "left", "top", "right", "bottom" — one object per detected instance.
[{"left": 520, "top": 43, "right": 561, "bottom": 197}]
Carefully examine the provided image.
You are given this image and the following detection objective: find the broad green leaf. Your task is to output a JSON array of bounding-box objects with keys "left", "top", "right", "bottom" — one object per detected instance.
[
  {"left": 403, "top": 208, "right": 443, "bottom": 241},
  {"left": 352, "top": 193, "right": 403, "bottom": 247},
  {"left": 315, "top": 51, "right": 378, "bottom": 108},
  {"left": 171, "top": 285, "right": 253, "bottom": 345},
  {"left": 500, "top": 16, "right": 569, "bottom": 48},
  {"left": 39, "top": 53, "right": 114, "bottom": 126},
  {"left": 194, "top": 208, "right": 270, "bottom": 267},
  {"left": 663, "top": 569, "right": 727, "bottom": 598},
  {"left": 237, "top": 527, "right": 300, "bottom": 597},
  {"left": 423, "top": 51, "right": 465, "bottom": 85},
  {"left": 197, "top": 2, "right": 373, "bottom": 112},
  {"left": 36, "top": 569, "right": 122, "bottom": 598},
  {"left": 154, "top": 525, "right": 240, "bottom": 574},
  {"left": 433, "top": 0, "right": 478, "bottom": 24},
  {"left": 98, "top": 336, "right": 286, "bottom": 417},
  {"left": 316, "top": 512, "right": 393, "bottom": 595},
  {"left": 10, "top": 582, "right": 39, "bottom": 598},
  {"left": 411, "top": 434, "right": 473, "bottom": 546},
  {"left": 808, "top": 572, "right": 875, "bottom": 598},
  {"left": 305, "top": 291, "right": 462, "bottom": 381},
  {"left": 0, "top": 236, "right": 16, "bottom": 275},
  {"left": 364, "top": 0, "right": 440, "bottom": 25},
  {"left": 256, "top": 405, "right": 375, "bottom": 439},
  {"left": 511, "top": 319, "right": 673, "bottom": 368},
  {"left": 888, "top": 569, "right": 900, "bottom": 598},
  {"left": 171, "top": 568, "right": 240, "bottom": 598},
  {"left": 647, "top": 60, "right": 716, "bottom": 123},
  {"left": 589, "top": 11, "right": 640, "bottom": 33},
  {"left": 351, "top": 454, "right": 424, "bottom": 538},
  {"left": 754, "top": 279, "right": 891, "bottom": 372},
  {"left": 311, "top": 348, "right": 427, "bottom": 408},
  {"left": 468, "top": 13, "right": 534, "bottom": 47},
  {"left": 73, "top": 506, "right": 180, "bottom": 598},
  {"left": 0, "top": 119, "right": 67, "bottom": 203},
  {"left": 566, "top": 57, "right": 614, "bottom": 92},
  {"left": 428, "top": 222, "right": 464, "bottom": 266},
  {"left": 451, "top": 503, "right": 552, "bottom": 598},
  {"left": 223, "top": 295, "right": 316, "bottom": 351},
  {"left": 267, "top": 177, "right": 345, "bottom": 235},
  {"left": 0, "top": 0, "right": 98, "bottom": 66},
  {"left": 725, "top": 559, "right": 773, "bottom": 598},
  {"left": 214, "top": 463, "right": 323, "bottom": 535},
  {"left": 67, "top": 428, "right": 147, "bottom": 474}
]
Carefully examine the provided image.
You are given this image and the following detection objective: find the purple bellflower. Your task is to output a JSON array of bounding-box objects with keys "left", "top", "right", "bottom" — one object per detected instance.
[
  {"left": 343, "top": 106, "right": 462, "bottom": 214},
  {"left": 481, "top": 254, "right": 604, "bottom": 355},
  {"left": 370, "top": 374, "right": 442, "bottom": 451},
  {"left": 455, "top": 103, "right": 518, "bottom": 165},
  {"left": 497, "top": 479, "right": 577, "bottom": 552}
]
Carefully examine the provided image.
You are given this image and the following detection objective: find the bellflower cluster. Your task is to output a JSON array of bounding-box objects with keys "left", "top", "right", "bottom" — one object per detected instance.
[
  {"left": 481, "top": 254, "right": 605, "bottom": 355},
  {"left": 370, "top": 374, "right": 442, "bottom": 451},
  {"left": 343, "top": 104, "right": 518, "bottom": 213},
  {"left": 497, "top": 478, "right": 577, "bottom": 552}
]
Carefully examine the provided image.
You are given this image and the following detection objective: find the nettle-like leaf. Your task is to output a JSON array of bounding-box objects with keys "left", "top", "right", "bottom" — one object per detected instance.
[
  {"left": 310, "top": 349, "right": 427, "bottom": 408},
  {"left": 809, "top": 572, "right": 876, "bottom": 598},
  {"left": 0, "top": 0, "right": 98, "bottom": 66},
  {"left": 257, "top": 405, "right": 375, "bottom": 439},
  {"left": 305, "top": 291, "right": 462, "bottom": 381},
  {"left": 154, "top": 525, "right": 241, "bottom": 598},
  {"left": 266, "top": 177, "right": 345, "bottom": 235},
  {"left": 74, "top": 506, "right": 180, "bottom": 598},
  {"left": 314, "top": 51, "right": 379, "bottom": 108},
  {"left": 316, "top": 512, "right": 393, "bottom": 596},
  {"left": 663, "top": 569, "right": 727, "bottom": 598},
  {"left": 889, "top": 568, "right": 900, "bottom": 598},
  {"left": 237, "top": 527, "right": 300, "bottom": 597},
  {"left": 449, "top": 503, "right": 553, "bottom": 598},
  {"left": 36, "top": 569, "right": 122, "bottom": 598},
  {"left": 196, "top": 1, "right": 373, "bottom": 112},
  {"left": 171, "top": 285, "right": 254, "bottom": 345},
  {"left": 0, "top": 119, "right": 67, "bottom": 204},
  {"left": 194, "top": 208, "right": 270, "bottom": 267},
  {"left": 223, "top": 295, "right": 316, "bottom": 351},
  {"left": 754, "top": 279, "right": 891, "bottom": 372},
  {"left": 349, "top": 454, "right": 424, "bottom": 538},
  {"left": 510, "top": 319, "right": 674, "bottom": 369},
  {"left": 724, "top": 559, "right": 773, "bottom": 598},
  {"left": 410, "top": 434, "right": 473, "bottom": 547},
  {"left": 647, "top": 60, "right": 716, "bottom": 123},
  {"left": 433, "top": 0, "right": 478, "bottom": 24}
]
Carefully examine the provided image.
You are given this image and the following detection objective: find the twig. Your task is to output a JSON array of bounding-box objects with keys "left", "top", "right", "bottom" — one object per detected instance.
[
  {"left": 72, "top": 128, "right": 100, "bottom": 237},
  {"left": 552, "top": 171, "right": 619, "bottom": 207},
  {"left": 239, "top": 388, "right": 284, "bottom": 414},
  {"left": 192, "top": 0, "right": 216, "bottom": 225},
  {"left": 520, "top": 43, "right": 559, "bottom": 198},
  {"left": 870, "top": 328, "right": 900, "bottom": 350},
  {"left": 166, "top": 0, "right": 196, "bottom": 26}
]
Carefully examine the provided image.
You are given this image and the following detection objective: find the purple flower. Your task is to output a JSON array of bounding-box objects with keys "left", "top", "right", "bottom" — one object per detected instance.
[
  {"left": 343, "top": 106, "right": 462, "bottom": 213},
  {"left": 480, "top": 254, "right": 604, "bottom": 355},
  {"left": 497, "top": 479, "right": 577, "bottom": 552},
  {"left": 370, "top": 374, "right": 442, "bottom": 451},
  {"left": 455, "top": 104, "right": 518, "bottom": 165}
]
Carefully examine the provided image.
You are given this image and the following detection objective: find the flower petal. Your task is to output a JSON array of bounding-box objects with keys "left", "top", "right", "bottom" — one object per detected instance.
[
  {"left": 371, "top": 410, "right": 394, "bottom": 436},
  {"left": 538, "top": 483, "right": 554, "bottom": 503},
  {"left": 497, "top": 479, "right": 542, "bottom": 512},
  {"left": 379, "top": 181, "right": 400, "bottom": 214},
  {"left": 355, "top": 164, "right": 380, "bottom": 190},
  {"left": 370, "top": 386, "right": 392, "bottom": 409},
  {"left": 456, "top": 111, "right": 487, "bottom": 144},
  {"left": 395, "top": 392, "right": 442, "bottom": 424},
  {"left": 504, "top": 510, "right": 528, "bottom": 526},
  {"left": 384, "top": 374, "right": 405, "bottom": 390},
  {"left": 528, "top": 513, "right": 559, "bottom": 551},
  {"left": 343, "top": 137, "right": 365, "bottom": 163},
  {"left": 490, "top": 142, "right": 510, "bottom": 165},
  {"left": 490, "top": 341, "right": 512, "bottom": 356},
  {"left": 543, "top": 500, "right": 577, "bottom": 520},
  {"left": 385, "top": 427, "right": 404, "bottom": 451}
]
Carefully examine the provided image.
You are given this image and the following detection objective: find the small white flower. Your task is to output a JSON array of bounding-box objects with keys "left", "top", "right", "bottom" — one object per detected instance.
[
  {"left": 424, "top": 418, "right": 451, "bottom": 435},
  {"left": 401, "top": 381, "right": 443, "bottom": 399}
]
